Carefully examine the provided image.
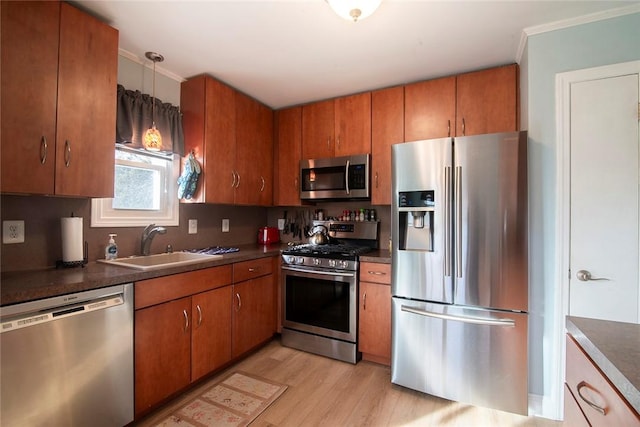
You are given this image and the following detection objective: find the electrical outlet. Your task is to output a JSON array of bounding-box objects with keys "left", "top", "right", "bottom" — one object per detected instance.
[
  {"left": 222, "top": 218, "right": 229, "bottom": 233},
  {"left": 277, "top": 218, "right": 285, "bottom": 230},
  {"left": 3, "top": 220, "right": 25, "bottom": 244},
  {"left": 188, "top": 219, "right": 198, "bottom": 234}
]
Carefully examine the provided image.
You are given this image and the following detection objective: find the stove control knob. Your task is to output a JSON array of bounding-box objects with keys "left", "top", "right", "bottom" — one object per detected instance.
[
  {"left": 313, "top": 258, "right": 321, "bottom": 266},
  {"left": 283, "top": 255, "right": 293, "bottom": 264},
  {"left": 328, "top": 259, "right": 337, "bottom": 268},
  {"left": 295, "top": 256, "right": 305, "bottom": 265},
  {"left": 341, "top": 261, "right": 350, "bottom": 269}
]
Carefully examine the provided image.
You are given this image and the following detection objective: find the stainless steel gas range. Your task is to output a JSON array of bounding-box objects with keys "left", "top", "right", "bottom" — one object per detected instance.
[{"left": 280, "top": 220, "right": 378, "bottom": 364}]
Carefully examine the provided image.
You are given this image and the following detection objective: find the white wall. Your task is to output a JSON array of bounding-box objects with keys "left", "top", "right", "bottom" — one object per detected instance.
[
  {"left": 524, "top": 11, "right": 640, "bottom": 419},
  {"left": 117, "top": 55, "right": 181, "bottom": 106}
]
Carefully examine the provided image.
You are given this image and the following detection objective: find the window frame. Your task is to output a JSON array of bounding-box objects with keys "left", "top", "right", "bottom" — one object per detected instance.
[{"left": 91, "top": 145, "right": 180, "bottom": 227}]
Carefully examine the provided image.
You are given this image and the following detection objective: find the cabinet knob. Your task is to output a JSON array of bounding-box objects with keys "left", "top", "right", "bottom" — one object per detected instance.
[
  {"left": 64, "top": 140, "right": 71, "bottom": 167},
  {"left": 182, "top": 309, "right": 189, "bottom": 332},
  {"left": 40, "top": 136, "right": 48, "bottom": 164}
]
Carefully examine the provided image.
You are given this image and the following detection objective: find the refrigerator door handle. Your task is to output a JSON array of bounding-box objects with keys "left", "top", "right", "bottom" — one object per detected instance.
[
  {"left": 400, "top": 305, "right": 516, "bottom": 327},
  {"left": 455, "top": 166, "right": 463, "bottom": 278},
  {"left": 444, "top": 166, "right": 452, "bottom": 277}
]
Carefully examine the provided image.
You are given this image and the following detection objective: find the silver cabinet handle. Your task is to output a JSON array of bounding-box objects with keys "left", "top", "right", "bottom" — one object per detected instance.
[
  {"left": 260, "top": 176, "right": 265, "bottom": 192},
  {"left": 576, "top": 270, "right": 610, "bottom": 282},
  {"left": 362, "top": 292, "right": 367, "bottom": 310},
  {"left": 40, "top": 136, "right": 48, "bottom": 164},
  {"left": 375, "top": 172, "right": 379, "bottom": 189},
  {"left": 337, "top": 135, "right": 341, "bottom": 148},
  {"left": 196, "top": 304, "right": 202, "bottom": 327},
  {"left": 455, "top": 166, "right": 462, "bottom": 278},
  {"left": 235, "top": 293, "right": 242, "bottom": 311},
  {"left": 294, "top": 177, "right": 298, "bottom": 191},
  {"left": 248, "top": 267, "right": 260, "bottom": 273},
  {"left": 576, "top": 381, "right": 607, "bottom": 415},
  {"left": 367, "top": 270, "right": 387, "bottom": 276},
  {"left": 447, "top": 119, "right": 451, "bottom": 137},
  {"left": 444, "top": 166, "right": 452, "bottom": 277},
  {"left": 401, "top": 305, "right": 516, "bottom": 327},
  {"left": 235, "top": 171, "right": 241, "bottom": 188},
  {"left": 231, "top": 171, "right": 237, "bottom": 188},
  {"left": 462, "top": 118, "right": 466, "bottom": 136},
  {"left": 345, "top": 160, "right": 350, "bottom": 195},
  {"left": 182, "top": 309, "right": 189, "bottom": 332},
  {"left": 64, "top": 140, "right": 71, "bottom": 167},
  {"left": 327, "top": 137, "right": 330, "bottom": 150}
]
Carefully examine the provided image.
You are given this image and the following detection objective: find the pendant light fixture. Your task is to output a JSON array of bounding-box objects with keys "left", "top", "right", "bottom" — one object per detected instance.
[
  {"left": 142, "top": 51, "right": 164, "bottom": 151},
  {"left": 326, "top": 0, "right": 382, "bottom": 22}
]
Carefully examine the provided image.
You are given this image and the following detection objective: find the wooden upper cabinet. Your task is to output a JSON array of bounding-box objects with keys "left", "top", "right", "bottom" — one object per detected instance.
[
  {"left": 1, "top": 1, "right": 118, "bottom": 197},
  {"left": 235, "top": 91, "right": 274, "bottom": 206},
  {"left": 302, "top": 99, "right": 334, "bottom": 159},
  {"left": 456, "top": 64, "right": 519, "bottom": 136},
  {"left": 274, "top": 107, "right": 303, "bottom": 206},
  {"left": 182, "top": 75, "right": 273, "bottom": 206},
  {"left": 371, "top": 86, "right": 404, "bottom": 205},
  {"left": 404, "top": 76, "right": 456, "bottom": 142},
  {"left": 182, "top": 75, "right": 236, "bottom": 204},
  {"left": 334, "top": 92, "right": 372, "bottom": 157},
  {"left": 302, "top": 93, "right": 372, "bottom": 159}
]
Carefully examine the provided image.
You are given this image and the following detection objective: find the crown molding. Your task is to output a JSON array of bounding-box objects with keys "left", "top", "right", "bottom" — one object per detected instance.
[
  {"left": 118, "top": 48, "right": 186, "bottom": 83},
  {"left": 516, "top": 4, "right": 640, "bottom": 63}
]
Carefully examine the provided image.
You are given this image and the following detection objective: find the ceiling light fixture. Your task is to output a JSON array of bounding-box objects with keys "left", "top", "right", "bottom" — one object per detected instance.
[
  {"left": 326, "top": 0, "right": 382, "bottom": 22},
  {"left": 142, "top": 51, "right": 164, "bottom": 152}
]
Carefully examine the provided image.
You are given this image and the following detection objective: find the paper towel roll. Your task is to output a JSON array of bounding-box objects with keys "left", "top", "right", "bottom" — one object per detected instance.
[{"left": 61, "top": 217, "right": 84, "bottom": 263}]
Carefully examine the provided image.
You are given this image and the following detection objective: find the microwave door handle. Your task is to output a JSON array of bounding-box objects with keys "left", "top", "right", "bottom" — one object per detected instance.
[{"left": 345, "top": 160, "right": 350, "bottom": 195}]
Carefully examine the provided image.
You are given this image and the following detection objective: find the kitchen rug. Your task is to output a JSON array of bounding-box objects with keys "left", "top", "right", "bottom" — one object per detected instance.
[{"left": 154, "top": 371, "right": 287, "bottom": 427}]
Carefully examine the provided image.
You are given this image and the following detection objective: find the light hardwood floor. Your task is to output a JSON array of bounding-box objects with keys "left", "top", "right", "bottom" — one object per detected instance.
[{"left": 136, "top": 338, "right": 562, "bottom": 427}]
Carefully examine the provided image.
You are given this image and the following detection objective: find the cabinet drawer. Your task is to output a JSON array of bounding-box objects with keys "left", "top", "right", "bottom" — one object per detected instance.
[
  {"left": 233, "top": 257, "right": 273, "bottom": 282},
  {"left": 565, "top": 334, "right": 639, "bottom": 426},
  {"left": 135, "top": 265, "right": 233, "bottom": 309},
  {"left": 359, "top": 262, "right": 391, "bottom": 284}
]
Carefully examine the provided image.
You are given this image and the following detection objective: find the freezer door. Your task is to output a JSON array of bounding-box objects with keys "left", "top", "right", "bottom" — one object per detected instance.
[
  {"left": 392, "top": 137, "right": 453, "bottom": 303},
  {"left": 453, "top": 131, "right": 528, "bottom": 311},
  {"left": 391, "top": 298, "right": 528, "bottom": 415}
]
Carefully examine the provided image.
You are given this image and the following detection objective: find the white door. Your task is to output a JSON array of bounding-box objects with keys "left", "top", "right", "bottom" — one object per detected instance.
[{"left": 569, "top": 73, "right": 639, "bottom": 323}]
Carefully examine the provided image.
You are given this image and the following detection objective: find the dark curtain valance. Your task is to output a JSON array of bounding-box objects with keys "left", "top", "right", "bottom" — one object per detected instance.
[{"left": 116, "top": 84, "right": 184, "bottom": 156}]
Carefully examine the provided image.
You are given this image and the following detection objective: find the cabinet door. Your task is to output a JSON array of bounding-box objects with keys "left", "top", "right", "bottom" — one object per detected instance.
[
  {"left": 302, "top": 99, "right": 334, "bottom": 159},
  {"left": 135, "top": 298, "right": 191, "bottom": 416},
  {"left": 456, "top": 64, "right": 518, "bottom": 136},
  {"left": 404, "top": 76, "right": 456, "bottom": 141},
  {"left": 55, "top": 2, "right": 118, "bottom": 197},
  {"left": 335, "top": 92, "right": 372, "bottom": 157},
  {"left": 1, "top": 1, "right": 59, "bottom": 194},
  {"left": 274, "top": 107, "right": 303, "bottom": 206},
  {"left": 192, "top": 287, "right": 232, "bottom": 381},
  {"left": 232, "top": 274, "right": 276, "bottom": 358},
  {"left": 235, "top": 92, "right": 273, "bottom": 206},
  {"left": 372, "top": 87, "right": 404, "bottom": 205},
  {"left": 359, "top": 281, "right": 391, "bottom": 365}
]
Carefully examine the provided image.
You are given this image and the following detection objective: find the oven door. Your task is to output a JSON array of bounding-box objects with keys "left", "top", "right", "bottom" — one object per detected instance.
[{"left": 281, "top": 265, "right": 357, "bottom": 343}]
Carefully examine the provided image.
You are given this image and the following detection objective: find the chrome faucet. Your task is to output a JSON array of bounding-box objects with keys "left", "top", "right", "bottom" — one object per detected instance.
[{"left": 141, "top": 224, "right": 167, "bottom": 256}]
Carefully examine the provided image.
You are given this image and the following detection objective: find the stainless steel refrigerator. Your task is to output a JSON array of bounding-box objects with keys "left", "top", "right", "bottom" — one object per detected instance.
[{"left": 391, "top": 131, "right": 528, "bottom": 415}]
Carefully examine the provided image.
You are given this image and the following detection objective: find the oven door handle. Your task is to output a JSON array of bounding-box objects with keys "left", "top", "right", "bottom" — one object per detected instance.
[{"left": 281, "top": 265, "right": 355, "bottom": 278}]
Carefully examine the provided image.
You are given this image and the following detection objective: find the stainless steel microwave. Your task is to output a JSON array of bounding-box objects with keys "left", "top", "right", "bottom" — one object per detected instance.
[{"left": 300, "top": 154, "right": 370, "bottom": 200}]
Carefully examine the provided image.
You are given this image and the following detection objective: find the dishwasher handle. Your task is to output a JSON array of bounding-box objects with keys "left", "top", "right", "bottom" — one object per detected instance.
[{"left": 1, "top": 294, "right": 125, "bottom": 334}]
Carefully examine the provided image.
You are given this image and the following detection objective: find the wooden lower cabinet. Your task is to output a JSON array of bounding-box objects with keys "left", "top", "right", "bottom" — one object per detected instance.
[
  {"left": 191, "top": 286, "right": 233, "bottom": 381},
  {"left": 565, "top": 334, "right": 640, "bottom": 426},
  {"left": 358, "top": 262, "right": 392, "bottom": 365},
  {"left": 232, "top": 274, "right": 276, "bottom": 358},
  {"left": 134, "top": 259, "right": 277, "bottom": 418},
  {"left": 135, "top": 297, "right": 191, "bottom": 416}
]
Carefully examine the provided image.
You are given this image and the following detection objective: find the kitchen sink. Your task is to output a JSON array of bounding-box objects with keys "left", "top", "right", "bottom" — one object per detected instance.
[{"left": 98, "top": 252, "right": 222, "bottom": 271}]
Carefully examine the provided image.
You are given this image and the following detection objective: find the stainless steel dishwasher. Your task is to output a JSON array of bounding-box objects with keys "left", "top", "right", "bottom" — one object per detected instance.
[{"left": 1, "top": 283, "right": 134, "bottom": 427}]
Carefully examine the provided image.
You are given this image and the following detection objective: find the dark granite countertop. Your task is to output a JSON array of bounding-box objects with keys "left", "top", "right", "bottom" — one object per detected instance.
[
  {"left": 359, "top": 249, "right": 391, "bottom": 264},
  {"left": 566, "top": 316, "right": 640, "bottom": 415},
  {"left": 1, "top": 244, "right": 285, "bottom": 307}
]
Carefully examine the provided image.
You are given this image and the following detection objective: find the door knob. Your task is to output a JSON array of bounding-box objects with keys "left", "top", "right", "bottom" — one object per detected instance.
[{"left": 576, "top": 270, "right": 610, "bottom": 282}]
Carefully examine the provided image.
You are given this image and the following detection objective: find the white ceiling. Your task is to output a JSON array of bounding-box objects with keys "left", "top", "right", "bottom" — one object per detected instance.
[{"left": 74, "top": 0, "right": 639, "bottom": 109}]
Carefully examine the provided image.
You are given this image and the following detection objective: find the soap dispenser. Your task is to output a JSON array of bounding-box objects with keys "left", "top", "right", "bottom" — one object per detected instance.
[{"left": 105, "top": 234, "right": 118, "bottom": 260}]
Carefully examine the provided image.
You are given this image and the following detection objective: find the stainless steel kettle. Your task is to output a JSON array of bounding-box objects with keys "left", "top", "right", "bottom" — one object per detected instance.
[{"left": 307, "top": 224, "right": 329, "bottom": 245}]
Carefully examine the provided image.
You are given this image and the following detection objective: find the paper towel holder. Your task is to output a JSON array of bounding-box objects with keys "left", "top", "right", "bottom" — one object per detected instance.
[{"left": 56, "top": 241, "right": 88, "bottom": 269}]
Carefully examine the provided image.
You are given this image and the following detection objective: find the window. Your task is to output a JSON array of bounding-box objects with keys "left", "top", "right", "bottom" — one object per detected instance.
[{"left": 91, "top": 145, "right": 179, "bottom": 227}]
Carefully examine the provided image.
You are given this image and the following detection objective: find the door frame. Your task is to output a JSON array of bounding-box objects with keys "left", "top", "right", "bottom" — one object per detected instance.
[{"left": 554, "top": 59, "right": 640, "bottom": 417}]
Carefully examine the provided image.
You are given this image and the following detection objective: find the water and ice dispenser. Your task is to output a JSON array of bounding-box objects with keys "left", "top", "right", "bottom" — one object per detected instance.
[{"left": 397, "top": 190, "right": 435, "bottom": 252}]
